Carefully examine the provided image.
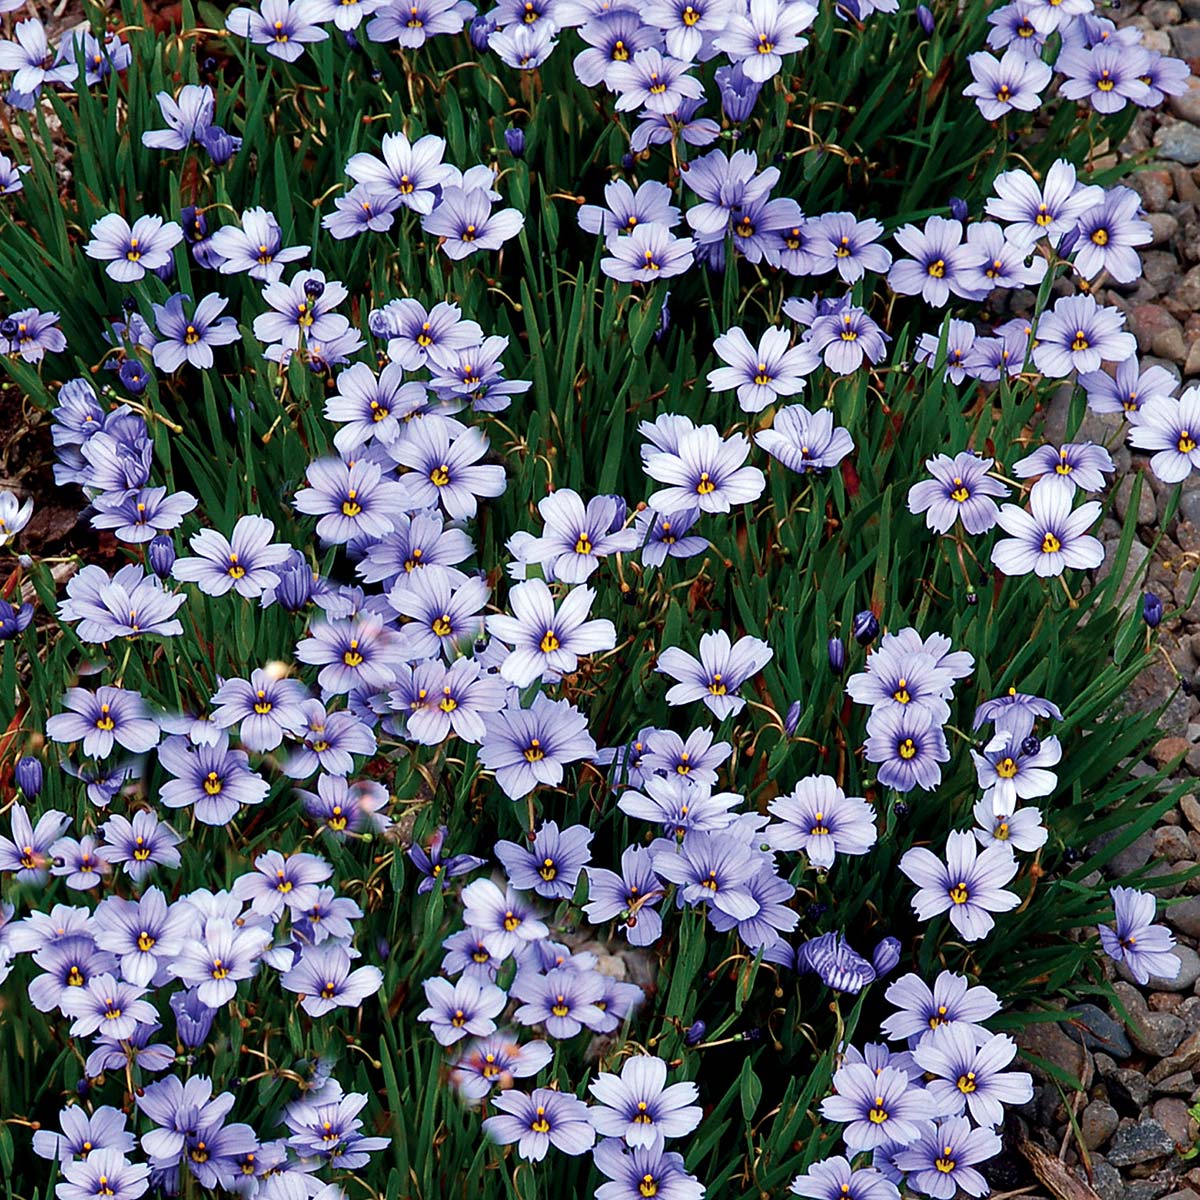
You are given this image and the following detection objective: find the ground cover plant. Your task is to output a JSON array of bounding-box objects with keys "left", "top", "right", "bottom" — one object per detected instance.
[{"left": 0, "top": 0, "right": 1196, "bottom": 1198}]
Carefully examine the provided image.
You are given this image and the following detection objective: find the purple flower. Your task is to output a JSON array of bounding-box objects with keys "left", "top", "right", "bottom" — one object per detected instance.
[
  {"left": 461, "top": 877, "right": 550, "bottom": 958},
  {"left": 90, "top": 486, "right": 196, "bottom": 543},
  {"left": 226, "top": 0, "right": 330, "bottom": 61},
  {"left": 754, "top": 405, "right": 855, "bottom": 475},
  {"left": 911, "top": 1025, "right": 1033, "bottom": 1127},
  {"left": 708, "top": 326, "right": 819, "bottom": 413},
  {"left": 807, "top": 212, "right": 893, "bottom": 283},
  {"left": 1012, "top": 441, "right": 1114, "bottom": 495},
  {"left": 322, "top": 184, "right": 403, "bottom": 239},
  {"left": 347, "top": 131, "right": 453, "bottom": 211},
  {"left": 971, "top": 718, "right": 1061, "bottom": 817},
  {"left": 881, "top": 969, "right": 1001, "bottom": 1043},
  {"left": 209, "top": 205, "right": 309, "bottom": 284},
  {"left": 85, "top": 213, "right": 183, "bottom": 283},
  {"left": 645, "top": 425, "right": 765, "bottom": 515},
  {"left": 423, "top": 186, "right": 524, "bottom": 259},
  {"left": 294, "top": 457, "right": 405, "bottom": 544},
  {"left": 959, "top": 223, "right": 1048, "bottom": 298},
  {"left": 512, "top": 964, "right": 608, "bottom": 1037},
  {"left": 907, "top": 452, "right": 1008, "bottom": 535},
  {"left": 283, "top": 1085, "right": 389, "bottom": 1167},
  {"left": 56, "top": 1149, "right": 149, "bottom": 1200},
  {"left": 1058, "top": 41, "right": 1151, "bottom": 113},
  {"left": 893, "top": 1118, "right": 1001, "bottom": 1199},
  {"left": 804, "top": 304, "right": 890, "bottom": 374},
  {"left": 94, "top": 809, "right": 184, "bottom": 883},
  {"left": 158, "top": 733, "right": 269, "bottom": 824},
  {"left": 1033, "top": 294, "right": 1135, "bottom": 378},
  {"left": 990, "top": 486, "right": 1103, "bottom": 578},
  {"left": 820, "top": 1062, "right": 926, "bottom": 1152},
  {"left": 1128, "top": 389, "right": 1200, "bottom": 484},
  {"left": 1099, "top": 886, "right": 1181, "bottom": 985},
  {"left": 630, "top": 98, "right": 719, "bottom": 155},
  {"left": 518, "top": 490, "right": 638, "bottom": 583},
  {"left": 281, "top": 942, "right": 383, "bottom": 1017},
  {"left": 682, "top": 149, "right": 776, "bottom": 242},
  {"left": 0, "top": 19, "right": 76, "bottom": 92},
  {"left": 595, "top": 1140, "right": 705, "bottom": 1200},
  {"left": 33, "top": 1105, "right": 135, "bottom": 1164},
  {"left": 789, "top": 1156, "right": 899, "bottom": 1200},
  {"left": 714, "top": 0, "right": 817, "bottom": 82},
  {"left": 325, "top": 362, "right": 425, "bottom": 454},
  {"left": 393, "top": 658, "right": 507, "bottom": 745},
  {"left": 635, "top": 508, "right": 708, "bottom": 568},
  {"left": 50, "top": 835, "right": 107, "bottom": 890},
  {"left": 60, "top": 971, "right": 157, "bottom": 1039},
  {"left": 173, "top": 514, "right": 291, "bottom": 598},
  {"left": 479, "top": 694, "right": 597, "bottom": 800},
  {"left": 46, "top": 686, "right": 160, "bottom": 758},
  {"left": 449, "top": 1033, "right": 554, "bottom": 1100},
  {"left": 963, "top": 48, "right": 1051, "bottom": 120},
  {"left": 390, "top": 416, "right": 507, "bottom": 519},
  {"left": 1141, "top": 50, "right": 1192, "bottom": 105},
  {"left": 482, "top": 1088, "right": 596, "bottom": 1161},
  {"left": 652, "top": 831, "right": 758, "bottom": 916},
  {"left": 985, "top": 161, "right": 1103, "bottom": 244},
  {"left": 489, "top": 21, "right": 557, "bottom": 68},
  {"left": 0, "top": 308, "right": 67, "bottom": 361},
  {"left": 619, "top": 776, "right": 741, "bottom": 838},
  {"left": 716, "top": 60, "right": 763, "bottom": 123},
  {"left": 1082, "top": 357, "right": 1176, "bottom": 418},
  {"left": 210, "top": 667, "right": 309, "bottom": 752},
  {"left": 487, "top": 579, "right": 616, "bottom": 687},
  {"left": 418, "top": 974, "right": 507, "bottom": 1045},
  {"left": 579, "top": 180, "right": 680, "bottom": 238},
  {"left": 642, "top": 727, "right": 730, "bottom": 785},
  {"left": 149, "top": 293, "right": 240, "bottom": 372},
  {"left": 407, "top": 826, "right": 486, "bottom": 893},
  {"left": 0, "top": 804, "right": 70, "bottom": 884},
  {"left": 389, "top": 570, "right": 488, "bottom": 660},
  {"left": 57, "top": 562, "right": 187, "bottom": 641},
  {"left": 766, "top": 775, "right": 876, "bottom": 869},
  {"left": 584, "top": 844, "right": 664, "bottom": 947},
  {"left": 973, "top": 797, "right": 1048, "bottom": 854},
  {"left": 497, "top": 821, "right": 594, "bottom": 900},
  {"left": 1072, "top": 187, "right": 1152, "bottom": 283},
  {"left": 863, "top": 706, "right": 949, "bottom": 793},
  {"left": 573, "top": 13, "right": 664, "bottom": 88},
  {"left": 283, "top": 700, "right": 377, "bottom": 778},
  {"left": 298, "top": 772, "right": 391, "bottom": 839},
  {"left": 887, "top": 217, "right": 985, "bottom": 307},
  {"left": 366, "top": 0, "right": 465, "bottom": 44},
  {"left": 370, "top": 297, "right": 482, "bottom": 370},
  {"left": 601, "top": 222, "right": 695, "bottom": 282},
  {"left": 253, "top": 269, "right": 349, "bottom": 350},
  {"left": 92, "top": 888, "right": 189, "bottom": 987},
  {"left": 657, "top": 629, "right": 773, "bottom": 719},
  {"left": 142, "top": 84, "right": 213, "bottom": 149},
  {"left": 899, "top": 830, "right": 1019, "bottom": 942},
  {"left": 168, "top": 916, "right": 262, "bottom": 1006},
  {"left": 588, "top": 1055, "right": 700, "bottom": 1149},
  {"left": 608, "top": 48, "right": 702, "bottom": 115},
  {"left": 233, "top": 849, "right": 332, "bottom": 919}
]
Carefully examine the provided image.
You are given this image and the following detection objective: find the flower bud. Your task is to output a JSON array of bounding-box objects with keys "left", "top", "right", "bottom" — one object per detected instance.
[
  {"left": 469, "top": 14, "right": 494, "bottom": 49},
  {"left": 1143, "top": 591, "right": 1164, "bottom": 629},
  {"left": 893, "top": 800, "right": 909, "bottom": 819},
  {"left": 684, "top": 1020, "right": 706, "bottom": 1046},
  {"left": 916, "top": 4, "right": 934, "bottom": 35},
  {"left": 119, "top": 358, "right": 149, "bottom": 396},
  {"left": 14, "top": 755, "right": 42, "bottom": 798},
  {"left": 199, "top": 124, "right": 239, "bottom": 166},
  {"left": 784, "top": 700, "right": 802, "bottom": 736},
  {"left": 949, "top": 196, "right": 968, "bottom": 222},
  {"left": 343, "top": 29, "right": 360, "bottom": 50},
  {"left": 275, "top": 563, "right": 315, "bottom": 613},
  {"left": 148, "top": 535, "right": 176, "bottom": 580},
  {"left": 828, "top": 636, "right": 846, "bottom": 673},
  {"left": 852, "top": 610, "right": 879, "bottom": 646},
  {"left": 303, "top": 277, "right": 325, "bottom": 301},
  {"left": 504, "top": 126, "right": 525, "bottom": 157},
  {"left": 871, "top": 936, "right": 902, "bottom": 978},
  {"left": 1021, "top": 735, "right": 1041, "bottom": 757},
  {"left": 1056, "top": 227, "right": 1080, "bottom": 258},
  {"left": 171, "top": 989, "right": 216, "bottom": 1048},
  {"left": 805, "top": 902, "right": 828, "bottom": 921}
]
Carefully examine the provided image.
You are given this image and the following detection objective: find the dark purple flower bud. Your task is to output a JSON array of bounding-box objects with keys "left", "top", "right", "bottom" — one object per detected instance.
[
  {"left": 14, "top": 755, "right": 42, "bottom": 797},
  {"left": 805, "top": 902, "right": 829, "bottom": 921},
  {"left": 916, "top": 4, "right": 934, "bottom": 35},
  {"left": 622, "top": 152, "right": 635, "bottom": 171},
  {"left": 852, "top": 610, "right": 879, "bottom": 646},
  {"left": 716, "top": 62, "right": 761, "bottom": 122},
  {"left": 1056, "top": 227, "right": 1080, "bottom": 258},
  {"left": 828, "top": 636, "right": 846, "bottom": 673},
  {"left": 949, "top": 196, "right": 968, "bottom": 223},
  {"left": 275, "top": 562, "right": 316, "bottom": 612},
  {"left": 119, "top": 358, "right": 149, "bottom": 395},
  {"left": 343, "top": 29, "right": 360, "bottom": 50},
  {"left": 181, "top": 206, "right": 208, "bottom": 243},
  {"left": 76, "top": 1079, "right": 91, "bottom": 1098},
  {"left": 744, "top": 1027, "right": 762, "bottom": 1042},
  {"left": 893, "top": 800, "right": 909, "bottom": 818},
  {"left": 170, "top": 989, "right": 216, "bottom": 1048},
  {"left": 375, "top": 937, "right": 391, "bottom": 959},
  {"left": 469, "top": 14, "right": 494, "bottom": 49},
  {"left": 1143, "top": 591, "right": 1164, "bottom": 629},
  {"left": 199, "top": 124, "right": 239, "bottom": 166},
  {"left": 122, "top": 296, "right": 138, "bottom": 314},
  {"left": 1021, "top": 735, "right": 1041, "bottom": 757},
  {"left": 871, "top": 936, "right": 902, "bottom": 978},
  {"left": 504, "top": 127, "right": 525, "bottom": 158},
  {"left": 1062, "top": 846, "right": 1082, "bottom": 864},
  {"left": 784, "top": 700, "right": 802, "bottom": 736},
  {"left": 370, "top": 68, "right": 383, "bottom": 83},
  {"left": 0, "top": 318, "right": 16, "bottom": 338},
  {"left": 654, "top": 291, "right": 672, "bottom": 343},
  {"left": 152, "top": 258, "right": 176, "bottom": 284},
  {"left": 965, "top": 586, "right": 978, "bottom": 606},
  {"left": 684, "top": 1020, "right": 706, "bottom": 1046},
  {"left": 148, "top": 535, "right": 176, "bottom": 580},
  {"left": 304, "top": 277, "right": 325, "bottom": 301}
]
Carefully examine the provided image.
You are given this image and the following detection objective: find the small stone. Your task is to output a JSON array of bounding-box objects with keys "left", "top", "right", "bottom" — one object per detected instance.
[
  {"left": 1171, "top": 76, "right": 1200, "bottom": 125},
  {"left": 1149, "top": 1029, "right": 1200, "bottom": 1082},
  {"left": 1082, "top": 1099, "right": 1121, "bottom": 1149},
  {"left": 1182, "top": 794, "right": 1200, "bottom": 834},
  {"left": 1129, "top": 1010, "right": 1187, "bottom": 1058},
  {"left": 1151, "top": 993, "right": 1186, "bottom": 1012},
  {"left": 1133, "top": 170, "right": 1176, "bottom": 212},
  {"left": 1106, "top": 1119, "right": 1178, "bottom": 1166},
  {"left": 1094, "top": 825, "right": 1157, "bottom": 877},
  {"left": 1088, "top": 1160, "right": 1126, "bottom": 1200},
  {"left": 1123, "top": 1181, "right": 1173, "bottom": 1200},
  {"left": 1155, "top": 739, "right": 1193, "bottom": 772},
  {"left": 1157, "top": 121, "right": 1200, "bottom": 166},
  {"left": 1015, "top": 1019, "right": 1088, "bottom": 1083},
  {"left": 1145, "top": 1, "right": 1183, "bottom": 25},
  {"left": 1150, "top": 212, "right": 1182, "bottom": 248},
  {"left": 1151, "top": 1097, "right": 1193, "bottom": 1148},
  {"left": 1151, "top": 1069, "right": 1195, "bottom": 1095},
  {"left": 1144, "top": 252, "right": 1182, "bottom": 292},
  {"left": 1116, "top": 473, "right": 1161, "bottom": 525},
  {"left": 1067, "top": 1003, "right": 1134, "bottom": 1057},
  {"left": 1171, "top": 22, "right": 1200, "bottom": 58},
  {"left": 1105, "top": 1065, "right": 1154, "bottom": 1110}
]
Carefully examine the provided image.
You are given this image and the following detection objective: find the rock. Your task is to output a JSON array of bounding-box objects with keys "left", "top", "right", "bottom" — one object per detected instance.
[
  {"left": 1149, "top": 212, "right": 1182, "bottom": 247},
  {"left": 1117, "top": 473, "right": 1160, "bottom": 525},
  {"left": 1143, "top": 944, "right": 1200, "bottom": 993},
  {"left": 1122, "top": 663, "right": 1192, "bottom": 745},
  {"left": 1154, "top": 740, "right": 1193, "bottom": 773},
  {"left": 1171, "top": 22, "right": 1200, "bottom": 59},
  {"left": 1151, "top": 1069, "right": 1195, "bottom": 1095},
  {"left": 1086, "top": 1160, "right": 1126, "bottom": 1200},
  {"left": 1132, "top": 1011, "right": 1188, "bottom": 1057},
  {"left": 1106, "top": 1119, "right": 1178, "bottom": 1166},
  {"left": 1068, "top": 1003, "right": 1135, "bottom": 1057},
  {"left": 1149, "top": 1029, "right": 1200, "bottom": 1082},
  {"left": 1123, "top": 1181, "right": 1174, "bottom": 1200},
  {"left": 1145, "top": 1, "right": 1183, "bottom": 26},
  {"left": 1143, "top": 252, "right": 1182, "bottom": 292},
  {"left": 1157, "top": 121, "right": 1200, "bottom": 166},
  {"left": 1166, "top": 894, "right": 1200, "bottom": 939},
  {"left": 1106, "top": 1067, "right": 1154, "bottom": 1112},
  {"left": 1082, "top": 1099, "right": 1121, "bottom": 1149},
  {"left": 1171, "top": 78, "right": 1200, "bottom": 126},
  {"left": 1094, "top": 825, "right": 1157, "bottom": 877},
  {"left": 1133, "top": 170, "right": 1176, "bottom": 213},
  {"left": 1145, "top": 858, "right": 1191, "bottom": 900},
  {"left": 1016, "top": 1018, "right": 1088, "bottom": 1083},
  {"left": 1151, "top": 1097, "right": 1193, "bottom": 1148},
  {"left": 1174, "top": 265, "right": 1200, "bottom": 314}
]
